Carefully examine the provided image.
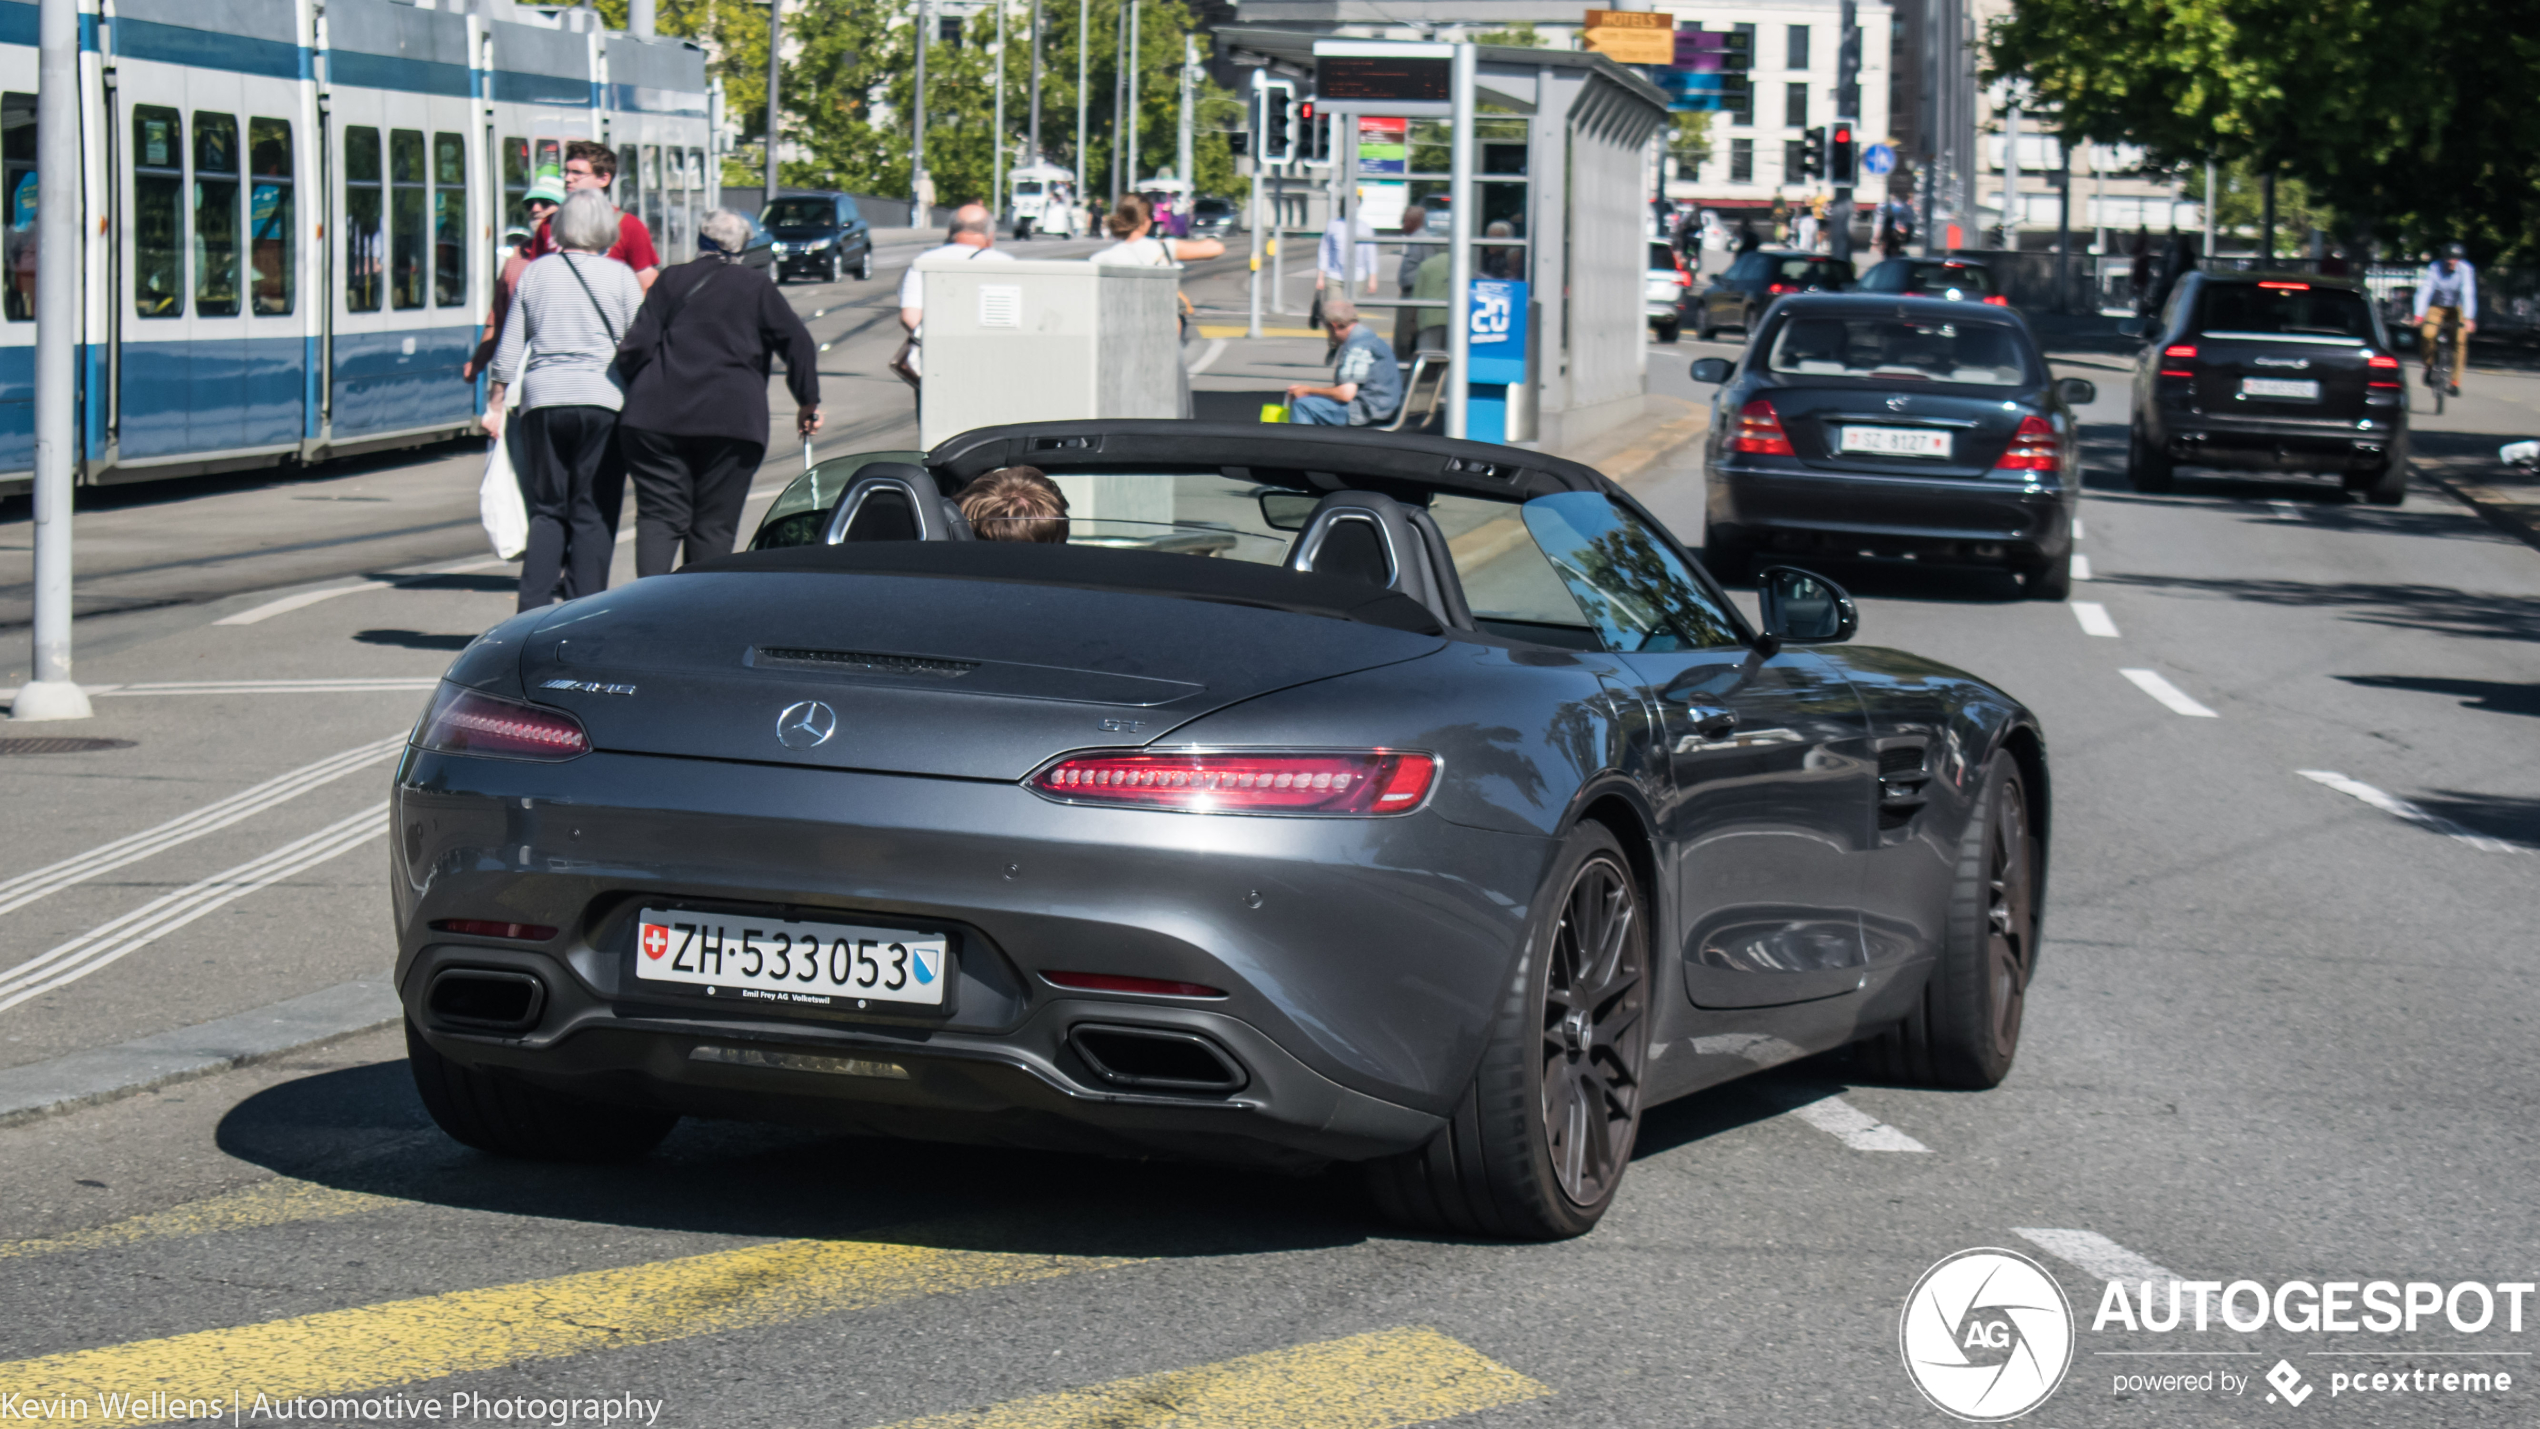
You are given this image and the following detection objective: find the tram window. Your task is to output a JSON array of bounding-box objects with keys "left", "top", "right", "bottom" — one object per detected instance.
[
  {"left": 433, "top": 132, "right": 465, "bottom": 307},
  {"left": 343, "top": 124, "right": 382, "bottom": 312},
  {"left": 133, "top": 106, "right": 184, "bottom": 318},
  {"left": 4, "top": 93, "right": 32, "bottom": 322},
  {"left": 192, "top": 113, "right": 241, "bottom": 317},
  {"left": 641, "top": 146, "right": 662, "bottom": 241},
  {"left": 388, "top": 130, "right": 425, "bottom": 309},
  {"left": 616, "top": 144, "right": 639, "bottom": 233},
  {"left": 248, "top": 118, "right": 292, "bottom": 315},
  {"left": 499, "top": 134, "right": 528, "bottom": 231}
]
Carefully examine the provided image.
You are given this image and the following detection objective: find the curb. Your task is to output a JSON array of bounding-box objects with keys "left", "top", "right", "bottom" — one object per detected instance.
[
  {"left": 0, "top": 980, "right": 401, "bottom": 1128},
  {"left": 2412, "top": 462, "right": 2540, "bottom": 555}
]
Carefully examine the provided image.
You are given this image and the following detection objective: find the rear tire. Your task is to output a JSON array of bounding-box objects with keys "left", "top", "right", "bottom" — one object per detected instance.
[
  {"left": 1693, "top": 310, "right": 1715, "bottom": 343},
  {"left": 1654, "top": 319, "right": 1680, "bottom": 344},
  {"left": 1702, "top": 529, "right": 1752, "bottom": 584},
  {"left": 1856, "top": 754, "right": 2039, "bottom": 1089},
  {"left": 2021, "top": 556, "right": 2072, "bottom": 601},
  {"left": 406, "top": 1020, "right": 677, "bottom": 1162},
  {"left": 2127, "top": 423, "right": 2175, "bottom": 493},
  {"left": 1366, "top": 822, "right": 1652, "bottom": 1240},
  {"left": 2363, "top": 462, "right": 2407, "bottom": 506}
]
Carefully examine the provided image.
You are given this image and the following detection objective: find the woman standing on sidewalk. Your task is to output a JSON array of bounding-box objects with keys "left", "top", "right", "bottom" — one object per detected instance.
[
  {"left": 1091, "top": 196, "right": 1224, "bottom": 419},
  {"left": 616, "top": 210, "right": 823, "bottom": 576},
  {"left": 482, "top": 191, "right": 643, "bottom": 611}
]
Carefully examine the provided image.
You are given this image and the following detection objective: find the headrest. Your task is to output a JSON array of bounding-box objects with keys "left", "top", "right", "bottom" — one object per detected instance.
[{"left": 823, "top": 465, "right": 974, "bottom": 543}]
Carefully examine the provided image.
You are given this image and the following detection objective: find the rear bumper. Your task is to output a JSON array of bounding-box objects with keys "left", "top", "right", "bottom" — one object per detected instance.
[
  {"left": 1709, "top": 462, "right": 2074, "bottom": 562},
  {"left": 392, "top": 749, "right": 1551, "bottom": 1163},
  {"left": 2149, "top": 404, "right": 2405, "bottom": 471}
]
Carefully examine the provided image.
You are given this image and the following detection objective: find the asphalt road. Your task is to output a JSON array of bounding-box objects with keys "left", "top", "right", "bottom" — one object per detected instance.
[{"left": 1, "top": 280, "right": 2536, "bottom": 1426}]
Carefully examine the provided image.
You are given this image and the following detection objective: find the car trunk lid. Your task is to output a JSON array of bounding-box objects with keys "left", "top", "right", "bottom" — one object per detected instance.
[
  {"left": 1769, "top": 385, "right": 2030, "bottom": 478},
  {"left": 512, "top": 566, "right": 1445, "bottom": 780},
  {"left": 2189, "top": 334, "right": 2375, "bottom": 420}
]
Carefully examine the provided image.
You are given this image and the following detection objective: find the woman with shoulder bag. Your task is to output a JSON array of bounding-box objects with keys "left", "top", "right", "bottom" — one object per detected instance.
[
  {"left": 614, "top": 210, "right": 823, "bottom": 576},
  {"left": 483, "top": 190, "right": 643, "bottom": 611},
  {"left": 1091, "top": 196, "right": 1222, "bottom": 418}
]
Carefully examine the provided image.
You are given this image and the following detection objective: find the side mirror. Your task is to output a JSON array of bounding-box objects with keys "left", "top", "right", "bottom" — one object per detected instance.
[
  {"left": 2055, "top": 377, "right": 2097, "bottom": 406},
  {"left": 1689, "top": 357, "right": 1734, "bottom": 384},
  {"left": 1756, "top": 566, "right": 1857, "bottom": 644},
  {"left": 2116, "top": 317, "right": 2147, "bottom": 339}
]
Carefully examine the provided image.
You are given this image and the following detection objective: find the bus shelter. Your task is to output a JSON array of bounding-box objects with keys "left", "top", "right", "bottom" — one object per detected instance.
[{"left": 1221, "top": 29, "right": 1670, "bottom": 451}]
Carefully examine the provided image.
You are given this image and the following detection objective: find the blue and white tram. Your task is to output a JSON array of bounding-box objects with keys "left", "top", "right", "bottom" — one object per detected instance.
[{"left": 0, "top": 0, "right": 710, "bottom": 494}]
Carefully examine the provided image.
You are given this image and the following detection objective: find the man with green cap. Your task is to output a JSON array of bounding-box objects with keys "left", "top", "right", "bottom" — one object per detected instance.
[{"left": 464, "top": 170, "right": 565, "bottom": 379}]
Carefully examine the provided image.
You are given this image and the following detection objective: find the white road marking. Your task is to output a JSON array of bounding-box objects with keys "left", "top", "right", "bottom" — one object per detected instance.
[
  {"left": 2270, "top": 500, "right": 2302, "bottom": 520},
  {"left": 2120, "top": 668, "right": 2219, "bottom": 717},
  {"left": 2014, "top": 1228, "right": 2184, "bottom": 1288},
  {"left": 2070, "top": 601, "right": 2120, "bottom": 637},
  {"left": 2297, "top": 771, "right": 2527, "bottom": 854},
  {"left": 1188, "top": 337, "right": 1229, "bottom": 374},
  {"left": 0, "top": 805, "right": 389, "bottom": 1014},
  {"left": 2071, "top": 516, "right": 2085, "bottom": 539},
  {"left": 213, "top": 555, "right": 517, "bottom": 626},
  {"left": 1781, "top": 1093, "right": 1931, "bottom": 1152},
  {"left": 2071, "top": 553, "right": 2094, "bottom": 581},
  {"left": 0, "top": 735, "right": 404, "bottom": 920}
]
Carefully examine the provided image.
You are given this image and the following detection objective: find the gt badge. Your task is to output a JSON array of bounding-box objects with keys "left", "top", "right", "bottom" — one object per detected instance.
[{"left": 776, "top": 700, "right": 838, "bottom": 749}]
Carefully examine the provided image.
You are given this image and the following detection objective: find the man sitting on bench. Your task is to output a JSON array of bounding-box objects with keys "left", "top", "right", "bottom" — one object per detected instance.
[{"left": 1284, "top": 298, "right": 1404, "bottom": 427}]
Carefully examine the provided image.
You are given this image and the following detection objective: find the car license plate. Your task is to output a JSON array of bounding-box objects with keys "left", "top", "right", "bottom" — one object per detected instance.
[
  {"left": 2242, "top": 377, "right": 2320, "bottom": 400},
  {"left": 1840, "top": 425, "right": 1953, "bottom": 458},
  {"left": 635, "top": 909, "right": 950, "bottom": 1009}
]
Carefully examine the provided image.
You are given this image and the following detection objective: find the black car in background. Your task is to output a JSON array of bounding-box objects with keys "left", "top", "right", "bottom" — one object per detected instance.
[
  {"left": 1693, "top": 294, "right": 2094, "bottom": 598},
  {"left": 761, "top": 191, "right": 875, "bottom": 283},
  {"left": 1691, "top": 250, "right": 1853, "bottom": 340},
  {"left": 1859, "top": 257, "right": 2008, "bottom": 307},
  {"left": 2123, "top": 272, "right": 2407, "bottom": 504},
  {"left": 1188, "top": 196, "right": 1240, "bottom": 239}
]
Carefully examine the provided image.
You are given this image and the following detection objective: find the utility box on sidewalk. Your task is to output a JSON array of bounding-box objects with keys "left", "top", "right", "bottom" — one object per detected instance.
[{"left": 915, "top": 258, "right": 1184, "bottom": 450}]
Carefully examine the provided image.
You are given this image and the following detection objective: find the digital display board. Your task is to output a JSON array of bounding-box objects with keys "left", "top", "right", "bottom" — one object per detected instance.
[{"left": 1316, "top": 56, "right": 1450, "bottom": 103}]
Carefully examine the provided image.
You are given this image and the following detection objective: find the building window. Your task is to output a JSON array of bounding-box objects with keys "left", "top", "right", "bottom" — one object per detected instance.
[
  {"left": 1785, "top": 82, "right": 1809, "bottom": 130},
  {"left": 1730, "top": 139, "right": 1753, "bottom": 185},
  {"left": 1787, "top": 25, "right": 1810, "bottom": 70},
  {"left": 1730, "top": 24, "right": 1756, "bottom": 125}
]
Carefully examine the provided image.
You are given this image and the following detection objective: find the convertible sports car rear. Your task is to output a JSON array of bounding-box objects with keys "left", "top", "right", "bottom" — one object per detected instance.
[{"left": 394, "top": 421, "right": 2050, "bottom": 1239}]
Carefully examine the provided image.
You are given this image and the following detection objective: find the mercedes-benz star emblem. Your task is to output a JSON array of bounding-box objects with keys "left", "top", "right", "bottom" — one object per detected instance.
[
  {"left": 775, "top": 700, "right": 838, "bottom": 750},
  {"left": 1887, "top": 394, "right": 1912, "bottom": 412}
]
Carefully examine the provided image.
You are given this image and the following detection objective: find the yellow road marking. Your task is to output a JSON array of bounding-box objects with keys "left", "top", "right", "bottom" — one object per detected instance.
[
  {"left": 881, "top": 1326, "right": 1550, "bottom": 1429},
  {"left": 0, "top": 1179, "right": 405, "bottom": 1261},
  {"left": 1, "top": 1234, "right": 1136, "bottom": 1425}
]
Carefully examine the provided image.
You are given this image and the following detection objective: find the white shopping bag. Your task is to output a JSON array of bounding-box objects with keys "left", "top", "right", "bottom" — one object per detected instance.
[{"left": 478, "top": 425, "right": 527, "bottom": 560}]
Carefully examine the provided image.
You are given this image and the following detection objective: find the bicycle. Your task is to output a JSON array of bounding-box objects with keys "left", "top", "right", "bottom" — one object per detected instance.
[{"left": 2421, "top": 307, "right": 2461, "bottom": 414}]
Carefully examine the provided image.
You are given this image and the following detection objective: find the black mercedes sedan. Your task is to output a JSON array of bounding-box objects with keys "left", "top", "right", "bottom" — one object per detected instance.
[
  {"left": 761, "top": 191, "right": 875, "bottom": 284},
  {"left": 394, "top": 421, "right": 2050, "bottom": 1241},
  {"left": 2122, "top": 271, "right": 2407, "bottom": 504},
  {"left": 1693, "top": 294, "right": 2093, "bottom": 598},
  {"left": 1689, "top": 250, "right": 1854, "bottom": 340}
]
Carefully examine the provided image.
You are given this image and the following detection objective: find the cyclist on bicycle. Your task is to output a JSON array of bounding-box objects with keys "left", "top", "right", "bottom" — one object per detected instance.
[{"left": 2413, "top": 242, "right": 2478, "bottom": 396}]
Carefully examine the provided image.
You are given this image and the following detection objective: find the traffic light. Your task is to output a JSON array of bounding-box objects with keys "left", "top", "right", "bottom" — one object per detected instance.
[
  {"left": 1298, "top": 100, "right": 1331, "bottom": 163},
  {"left": 1829, "top": 121, "right": 1858, "bottom": 185},
  {"left": 1255, "top": 79, "right": 1296, "bottom": 164},
  {"left": 1800, "top": 126, "right": 1826, "bottom": 180}
]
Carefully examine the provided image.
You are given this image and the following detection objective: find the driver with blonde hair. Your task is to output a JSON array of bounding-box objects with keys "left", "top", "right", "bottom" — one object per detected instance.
[{"left": 957, "top": 467, "right": 1070, "bottom": 544}]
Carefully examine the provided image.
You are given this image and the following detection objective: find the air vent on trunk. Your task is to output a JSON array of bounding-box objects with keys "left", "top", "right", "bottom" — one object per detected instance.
[{"left": 754, "top": 647, "right": 979, "bottom": 678}]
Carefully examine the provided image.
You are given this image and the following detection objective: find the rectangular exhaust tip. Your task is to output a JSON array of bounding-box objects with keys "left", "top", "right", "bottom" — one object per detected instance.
[{"left": 1068, "top": 1024, "right": 1248, "bottom": 1094}]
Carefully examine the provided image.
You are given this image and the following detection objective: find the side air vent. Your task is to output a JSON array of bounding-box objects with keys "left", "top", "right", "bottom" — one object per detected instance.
[
  {"left": 755, "top": 648, "right": 978, "bottom": 679},
  {"left": 1878, "top": 745, "right": 1931, "bottom": 830}
]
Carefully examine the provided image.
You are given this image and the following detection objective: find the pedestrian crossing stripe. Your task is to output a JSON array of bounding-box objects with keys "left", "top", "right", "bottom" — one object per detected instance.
[
  {"left": 877, "top": 1327, "right": 1549, "bottom": 1429},
  {"left": 0, "top": 1233, "right": 1139, "bottom": 1426},
  {"left": 0, "top": 1177, "right": 402, "bottom": 1261}
]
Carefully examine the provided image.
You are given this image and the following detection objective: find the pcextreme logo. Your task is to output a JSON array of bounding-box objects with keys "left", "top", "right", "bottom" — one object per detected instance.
[{"left": 1901, "top": 1248, "right": 2076, "bottom": 1421}]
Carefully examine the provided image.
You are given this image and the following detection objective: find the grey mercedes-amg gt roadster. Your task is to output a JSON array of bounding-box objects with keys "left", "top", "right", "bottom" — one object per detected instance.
[{"left": 395, "top": 421, "right": 2049, "bottom": 1240}]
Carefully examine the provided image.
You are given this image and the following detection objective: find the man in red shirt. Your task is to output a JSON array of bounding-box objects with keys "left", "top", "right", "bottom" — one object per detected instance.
[{"left": 530, "top": 140, "right": 662, "bottom": 289}]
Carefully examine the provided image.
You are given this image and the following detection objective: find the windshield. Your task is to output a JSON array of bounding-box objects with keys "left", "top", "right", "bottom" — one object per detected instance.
[
  {"left": 2195, "top": 283, "right": 2374, "bottom": 341},
  {"left": 1648, "top": 242, "right": 1679, "bottom": 271},
  {"left": 1015, "top": 181, "right": 1043, "bottom": 196},
  {"left": 1904, "top": 263, "right": 1994, "bottom": 296},
  {"left": 762, "top": 199, "right": 835, "bottom": 228},
  {"left": 1766, "top": 315, "right": 2032, "bottom": 385},
  {"left": 1773, "top": 257, "right": 1846, "bottom": 287}
]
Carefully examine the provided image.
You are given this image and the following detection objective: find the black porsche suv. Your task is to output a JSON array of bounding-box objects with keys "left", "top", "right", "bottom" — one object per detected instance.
[{"left": 2124, "top": 271, "right": 2408, "bottom": 504}]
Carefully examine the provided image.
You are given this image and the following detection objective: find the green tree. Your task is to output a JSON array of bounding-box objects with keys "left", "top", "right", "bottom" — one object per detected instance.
[
  {"left": 1986, "top": 0, "right": 2540, "bottom": 260},
  {"left": 1669, "top": 111, "right": 1712, "bottom": 170}
]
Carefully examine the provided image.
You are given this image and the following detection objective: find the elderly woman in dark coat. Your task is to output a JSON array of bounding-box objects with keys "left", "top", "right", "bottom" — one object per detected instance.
[{"left": 615, "top": 208, "right": 824, "bottom": 576}]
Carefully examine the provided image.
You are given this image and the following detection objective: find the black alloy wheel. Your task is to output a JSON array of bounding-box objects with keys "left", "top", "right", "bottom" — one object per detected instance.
[
  {"left": 1366, "top": 822, "right": 1651, "bottom": 1239},
  {"left": 1857, "top": 754, "right": 2039, "bottom": 1089},
  {"left": 1538, "top": 853, "right": 1651, "bottom": 1210}
]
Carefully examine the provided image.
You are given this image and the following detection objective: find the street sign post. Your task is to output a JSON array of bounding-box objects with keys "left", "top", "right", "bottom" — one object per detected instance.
[
  {"left": 1465, "top": 279, "right": 1528, "bottom": 443},
  {"left": 16, "top": 0, "right": 91, "bottom": 722},
  {"left": 1581, "top": 9, "right": 1674, "bottom": 66},
  {"left": 1863, "top": 142, "right": 1897, "bottom": 176}
]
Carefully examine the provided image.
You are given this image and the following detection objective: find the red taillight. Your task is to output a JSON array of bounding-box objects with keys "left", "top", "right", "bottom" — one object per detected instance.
[
  {"left": 1768, "top": 282, "right": 1796, "bottom": 294},
  {"left": 1674, "top": 270, "right": 1692, "bottom": 287},
  {"left": 2367, "top": 352, "right": 2401, "bottom": 388},
  {"left": 1030, "top": 750, "right": 1437, "bottom": 815},
  {"left": 2159, "top": 344, "right": 2197, "bottom": 379},
  {"left": 415, "top": 684, "right": 591, "bottom": 761},
  {"left": 1993, "top": 414, "right": 2060, "bottom": 473},
  {"left": 1731, "top": 398, "right": 1795, "bottom": 455},
  {"left": 1981, "top": 294, "right": 2010, "bottom": 306},
  {"left": 430, "top": 919, "right": 560, "bottom": 941},
  {"left": 1041, "top": 971, "right": 1227, "bottom": 998},
  {"left": 2258, "top": 280, "right": 2310, "bottom": 290}
]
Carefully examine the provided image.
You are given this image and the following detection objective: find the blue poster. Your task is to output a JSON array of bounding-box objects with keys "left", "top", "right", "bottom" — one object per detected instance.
[{"left": 1468, "top": 278, "right": 1527, "bottom": 385}]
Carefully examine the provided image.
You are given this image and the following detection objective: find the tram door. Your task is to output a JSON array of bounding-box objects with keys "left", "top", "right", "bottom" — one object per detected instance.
[
  {"left": 0, "top": 43, "right": 38, "bottom": 475},
  {"left": 113, "top": 26, "right": 310, "bottom": 462}
]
